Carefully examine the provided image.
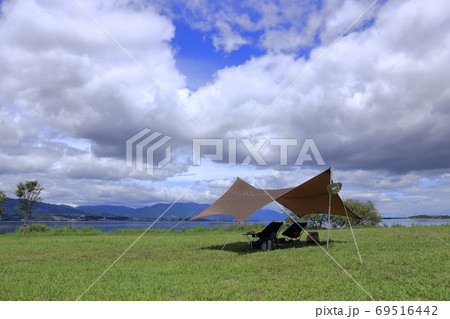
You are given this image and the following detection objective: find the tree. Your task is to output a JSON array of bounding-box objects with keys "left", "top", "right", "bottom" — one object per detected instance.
[
  {"left": 281, "top": 208, "right": 307, "bottom": 225},
  {"left": 281, "top": 205, "right": 327, "bottom": 229},
  {"left": 330, "top": 214, "right": 348, "bottom": 228},
  {"left": 343, "top": 199, "right": 381, "bottom": 226},
  {"left": 281, "top": 199, "right": 382, "bottom": 229},
  {"left": 0, "top": 190, "right": 8, "bottom": 217},
  {"left": 15, "top": 181, "right": 44, "bottom": 234},
  {"left": 303, "top": 214, "right": 328, "bottom": 229}
]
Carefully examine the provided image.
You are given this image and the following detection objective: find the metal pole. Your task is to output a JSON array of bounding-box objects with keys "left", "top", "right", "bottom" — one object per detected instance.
[{"left": 327, "top": 167, "right": 333, "bottom": 249}]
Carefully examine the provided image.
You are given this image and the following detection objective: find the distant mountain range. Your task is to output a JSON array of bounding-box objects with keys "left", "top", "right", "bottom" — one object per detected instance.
[{"left": 0, "top": 198, "right": 286, "bottom": 221}]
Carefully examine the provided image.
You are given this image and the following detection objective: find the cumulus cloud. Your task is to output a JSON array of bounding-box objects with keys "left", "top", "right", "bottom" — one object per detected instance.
[
  {"left": 0, "top": 0, "right": 449, "bottom": 217},
  {"left": 212, "top": 20, "right": 249, "bottom": 53},
  {"left": 179, "top": 0, "right": 450, "bottom": 174},
  {"left": 207, "top": 178, "right": 233, "bottom": 188},
  {"left": 0, "top": 0, "right": 189, "bottom": 154},
  {"left": 0, "top": 105, "right": 36, "bottom": 147},
  {"left": 0, "top": 0, "right": 192, "bottom": 169}
]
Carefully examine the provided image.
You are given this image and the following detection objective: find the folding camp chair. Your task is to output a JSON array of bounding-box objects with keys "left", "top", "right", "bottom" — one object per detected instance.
[
  {"left": 244, "top": 222, "right": 283, "bottom": 251},
  {"left": 282, "top": 222, "right": 307, "bottom": 241}
]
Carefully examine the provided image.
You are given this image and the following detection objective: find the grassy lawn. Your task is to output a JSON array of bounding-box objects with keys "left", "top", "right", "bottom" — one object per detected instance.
[{"left": 0, "top": 225, "right": 448, "bottom": 301}]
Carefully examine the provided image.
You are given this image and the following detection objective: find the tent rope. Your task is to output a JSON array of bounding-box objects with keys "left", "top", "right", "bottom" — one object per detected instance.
[
  {"left": 286, "top": 212, "right": 375, "bottom": 301},
  {"left": 332, "top": 170, "right": 364, "bottom": 265},
  {"left": 251, "top": 177, "right": 375, "bottom": 300},
  {"left": 343, "top": 204, "right": 364, "bottom": 265},
  {"left": 76, "top": 178, "right": 199, "bottom": 301},
  {"left": 420, "top": 227, "right": 449, "bottom": 245},
  {"left": 208, "top": 222, "right": 240, "bottom": 271},
  {"left": 283, "top": 210, "right": 374, "bottom": 300},
  {"left": 153, "top": 206, "right": 203, "bottom": 240}
]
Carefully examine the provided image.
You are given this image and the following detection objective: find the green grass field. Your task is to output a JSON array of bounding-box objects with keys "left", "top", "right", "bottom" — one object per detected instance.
[{"left": 0, "top": 225, "right": 448, "bottom": 301}]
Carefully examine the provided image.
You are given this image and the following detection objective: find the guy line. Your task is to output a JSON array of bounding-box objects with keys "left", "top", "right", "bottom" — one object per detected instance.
[
  {"left": 251, "top": 0, "right": 380, "bottom": 127},
  {"left": 76, "top": 178, "right": 199, "bottom": 301},
  {"left": 251, "top": 178, "right": 375, "bottom": 301},
  {"left": 71, "top": 0, "right": 200, "bottom": 127}
]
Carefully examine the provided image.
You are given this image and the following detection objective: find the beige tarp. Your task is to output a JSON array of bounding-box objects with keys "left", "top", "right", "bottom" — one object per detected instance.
[
  {"left": 276, "top": 168, "right": 355, "bottom": 218},
  {"left": 190, "top": 178, "right": 293, "bottom": 222},
  {"left": 190, "top": 168, "right": 357, "bottom": 222}
]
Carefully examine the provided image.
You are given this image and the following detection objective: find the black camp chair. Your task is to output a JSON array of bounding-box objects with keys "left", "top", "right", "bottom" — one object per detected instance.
[
  {"left": 244, "top": 222, "right": 283, "bottom": 250},
  {"left": 282, "top": 222, "right": 307, "bottom": 241}
]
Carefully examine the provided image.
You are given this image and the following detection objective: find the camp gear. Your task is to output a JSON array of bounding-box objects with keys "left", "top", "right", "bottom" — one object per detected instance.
[
  {"left": 282, "top": 222, "right": 307, "bottom": 241},
  {"left": 245, "top": 222, "right": 283, "bottom": 251}
]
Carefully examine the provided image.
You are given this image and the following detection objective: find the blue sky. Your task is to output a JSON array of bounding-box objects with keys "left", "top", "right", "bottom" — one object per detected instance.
[
  {"left": 0, "top": 0, "right": 450, "bottom": 217},
  {"left": 168, "top": 0, "right": 328, "bottom": 89},
  {"left": 171, "top": 19, "right": 265, "bottom": 90}
]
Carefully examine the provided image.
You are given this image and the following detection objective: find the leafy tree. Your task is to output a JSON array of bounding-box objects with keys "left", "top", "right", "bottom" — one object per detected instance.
[
  {"left": 0, "top": 190, "right": 8, "bottom": 217},
  {"left": 281, "top": 207, "right": 327, "bottom": 229},
  {"left": 330, "top": 215, "right": 348, "bottom": 228},
  {"left": 281, "top": 208, "right": 307, "bottom": 226},
  {"left": 15, "top": 181, "right": 44, "bottom": 234},
  {"left": 303, "top": 214, "right": 328, "bottom": 229},
  {"left": 282, "top": 199, "right": 382, "bottom": 229},
  {"left": 342, "top": 199, "right": 381, "bottom": 227}
]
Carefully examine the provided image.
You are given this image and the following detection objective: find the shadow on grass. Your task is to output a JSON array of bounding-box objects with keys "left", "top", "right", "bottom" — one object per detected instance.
[{"left": 202, "top": 239, "right": 345, "bottom": 255}]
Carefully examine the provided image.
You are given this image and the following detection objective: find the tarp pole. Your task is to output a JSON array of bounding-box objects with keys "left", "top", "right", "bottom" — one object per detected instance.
[{"left": 327, "top": 167, "right": 333, "bottom": 249}]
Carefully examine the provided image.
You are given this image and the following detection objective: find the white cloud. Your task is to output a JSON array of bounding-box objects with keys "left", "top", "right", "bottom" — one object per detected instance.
[
  {"left": 0, "top": 0, "right": 449, "bottom": 217},
  {"left": 0, "top": 0, "right": 186, "bottom": 146},
  {"left": 212, "top": 20, "right": 249, "bottom": 53},
  {"left": 0, "top": 106, "right": 35, "bottom": 147},
  {"left": 208, "top": 178, "right": 233, "bottom": 188},
  {"left": 185, "top": 0, "right": 450, "bottom": 172}
]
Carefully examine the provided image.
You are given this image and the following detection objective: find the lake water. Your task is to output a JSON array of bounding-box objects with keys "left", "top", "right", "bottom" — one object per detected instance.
[
  {"left": 380, "top": 218, "right": 449, "bottom": 227},
  {"left": 0, "top": 218, "right": 448, "bottom": 233},
  {"left": 0, "top": 220, "right": 239, "bottom": 233}
]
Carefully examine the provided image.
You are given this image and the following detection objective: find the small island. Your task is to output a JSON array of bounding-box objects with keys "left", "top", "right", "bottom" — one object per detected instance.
[{"left": 408, "top": 214, "right": 450, "bottom": 219}]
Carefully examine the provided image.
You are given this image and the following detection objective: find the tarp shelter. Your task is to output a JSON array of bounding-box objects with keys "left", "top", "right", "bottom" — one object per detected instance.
[{"left": 190, "top": 168, "right": 357, "bottom": 222}]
